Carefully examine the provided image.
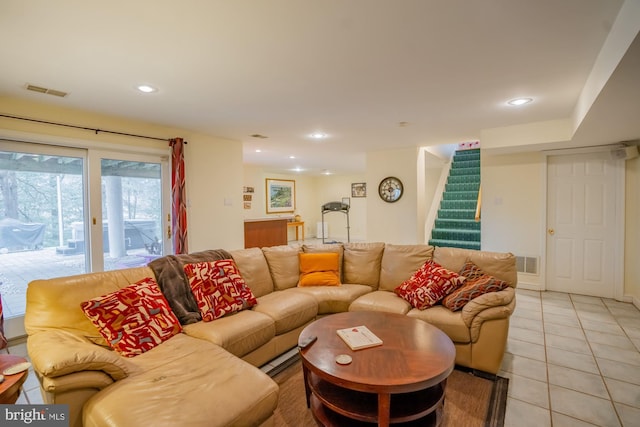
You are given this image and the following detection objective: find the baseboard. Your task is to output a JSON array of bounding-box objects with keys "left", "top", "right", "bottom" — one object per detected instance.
[
  {"left": 516, "top": 281, "right": 542, "bottom": 291},
  {"left": 265, "top": 351, "right": 300, "bottom": 377},
  {"left": 516, "top": 283, "right": 640, "bottom": 307}
]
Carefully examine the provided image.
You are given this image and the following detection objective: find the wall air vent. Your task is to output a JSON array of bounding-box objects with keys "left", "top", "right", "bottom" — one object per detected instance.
[
  {"left": 26, "top": 84, "right": 68, "bottom": 98},
  {"left": 516, "top": 256, "right": 538, "bottom": 275}
]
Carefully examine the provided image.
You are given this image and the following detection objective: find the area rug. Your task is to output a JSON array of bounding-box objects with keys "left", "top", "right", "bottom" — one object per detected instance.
[{"left": 269, "top": 356, "right": 508, "bottom": 427}]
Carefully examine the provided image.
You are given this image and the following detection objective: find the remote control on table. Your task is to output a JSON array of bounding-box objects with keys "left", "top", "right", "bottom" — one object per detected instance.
[{"left": 299, "top": 335, "right": 317, "bottom": 349}]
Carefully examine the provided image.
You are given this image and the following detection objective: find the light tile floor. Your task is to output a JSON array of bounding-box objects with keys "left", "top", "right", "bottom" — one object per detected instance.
[
  {"left": 4, "top": 288, "right": 640, "bottom": 426},
  {"left": 501, "top": 289, "right": 640, "bottom": 427}
]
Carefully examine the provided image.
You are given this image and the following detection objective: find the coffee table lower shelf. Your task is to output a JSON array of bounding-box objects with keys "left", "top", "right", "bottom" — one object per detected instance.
[{"left": 308, "top": 372, "right": 445, "bottom": 426}]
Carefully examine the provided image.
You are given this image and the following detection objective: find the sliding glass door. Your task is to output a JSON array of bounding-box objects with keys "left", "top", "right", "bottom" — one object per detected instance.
[
  {"left": 96, "top": 154, "right": 169, "bottom": 271},
  {"left": 0, "top": 141, "right": 169, "bottom": 338},
  {"left": 0, "top": 141, "right": 87, "bottom": 337}
]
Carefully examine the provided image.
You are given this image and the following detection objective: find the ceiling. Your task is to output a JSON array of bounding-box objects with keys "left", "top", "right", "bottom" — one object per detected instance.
[{"left": 1, "top": 0, "right": 638, "bottom": 175}]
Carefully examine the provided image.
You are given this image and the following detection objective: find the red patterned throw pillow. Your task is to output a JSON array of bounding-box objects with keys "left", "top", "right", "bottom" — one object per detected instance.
[
  {"left": 394, "top": 260, "right": 465, "bottom": 309},
  {"left": 442, "top": 261, "right": 509, "bottom": 311},
  {"left": 183, "top": 259, "right": 257, "bottom": 322},
  {"left": 80, "top": 277, "right": 182, "bottom": 357}
]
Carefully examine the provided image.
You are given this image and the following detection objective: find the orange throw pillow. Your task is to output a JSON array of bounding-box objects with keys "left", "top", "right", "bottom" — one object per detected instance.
[{"left": 298, "top": 252, "right": 341, "bottom": 286}]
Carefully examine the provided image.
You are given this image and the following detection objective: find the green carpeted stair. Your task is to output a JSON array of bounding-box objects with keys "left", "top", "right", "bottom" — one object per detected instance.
[{"left": 429, "top": 148, "right": 481, "bottom": 250}]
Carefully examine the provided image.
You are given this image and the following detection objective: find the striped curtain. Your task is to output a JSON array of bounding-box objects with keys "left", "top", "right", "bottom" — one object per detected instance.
[
  {"left": 170, "top": 138, "right": 188, "bottom": 254},
  {"left": 0, "top": 295, "right": 7, "bottom": 349}
]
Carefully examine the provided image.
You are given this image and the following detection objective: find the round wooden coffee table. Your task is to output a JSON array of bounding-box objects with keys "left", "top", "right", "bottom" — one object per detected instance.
[{"left": 298, "top": 311, "right": 455, "bottom": 427}]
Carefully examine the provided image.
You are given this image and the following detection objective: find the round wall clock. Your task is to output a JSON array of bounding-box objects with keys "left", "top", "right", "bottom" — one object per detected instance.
[{"left": 378, "top": 176, "right": 403, "bottom": 203}]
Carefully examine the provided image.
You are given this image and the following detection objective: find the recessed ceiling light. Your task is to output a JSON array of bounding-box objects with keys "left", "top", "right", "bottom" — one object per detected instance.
[
  {"left": 136, "top": 84, "right": 157, "bottom": 93},
  {"left": 309, "top": 132, "right": 327, "bottom": 139},
  {"left": 255, "top": 149, "right": 262, "bottom": 153},
  {"left": 289, "top": 155, "right": 296, "bottom": 159},
  {"left": 507, "top": 97, "right": 532, "bottom": 106}
]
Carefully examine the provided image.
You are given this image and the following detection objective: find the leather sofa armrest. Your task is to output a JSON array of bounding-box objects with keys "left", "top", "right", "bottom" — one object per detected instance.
[
  {"left": 28, "top": 330, "right": 130, "bottom": 380},
  {"left": 40, "top": 370, "right": 116, "bottom": 394},
  {"left": 461, "top": 287, "right": 516, "bottom": 328}
]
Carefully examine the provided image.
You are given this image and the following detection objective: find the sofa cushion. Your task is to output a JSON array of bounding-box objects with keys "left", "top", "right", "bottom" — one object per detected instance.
[
  {"left": 230, "top": 247, "right": 275, "bottom": 297},
  {"left": 184, "top": 260, "right": 257, "bottom": 322},
  {"left": 394, "top": 260, "right": 465, "bottom": 309},
  {"left": 379, "top": 244, "right": 434, "bottom": 291},
  {"left": 298, "top": 252, "right": 341, "bottom": 286},
  {"left": 433, "top": 246, "right": 517, "bottom": 287},
  {"left": 348, "top": 290, "right": 412, "bottom": 315},
  {"left": 252, "top": 291, "right": 318, "bottom": 334},
  {"left": 443, "top": 261, "right": 509, "bottom": 311},
  {"left": 80, "top": 277, "right": 182, "bottom": 357},
  {"left": 262, "top": 245, "right": 302, "bottom": 290},
  {"left": 292, "top": 284, "right": 372, "bottom": 314},
  {"left": 342, "top": 242, "right": 385, "bottom": 289},
  {"left": 407, "top": 306, "right": 471, "bottom": 343},
  {"left": 183, "top": 310, "right": 275, "bottom": 358},
  {"left": 83, "top": 334, "right": 279, "bottom": 427}
]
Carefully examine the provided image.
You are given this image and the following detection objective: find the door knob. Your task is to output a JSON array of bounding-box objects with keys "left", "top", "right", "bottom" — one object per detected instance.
[{"left": 548, "top": 228, "right": 555, "bottom": 235}]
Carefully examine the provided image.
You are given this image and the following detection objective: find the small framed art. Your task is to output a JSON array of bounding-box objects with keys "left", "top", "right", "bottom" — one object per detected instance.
[{"left": 351, "top": 182, "right": 366, "bottom": 198}]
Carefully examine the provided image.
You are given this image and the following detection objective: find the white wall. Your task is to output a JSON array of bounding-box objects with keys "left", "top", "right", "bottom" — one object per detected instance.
[
  {"left": 481, "top": 150, "right": 545, "bottom": 289},
  {"left": 242, "top": 165, "right": 366, "bottom": 242},
  {"left": 185, "top": 135, "right": 244, "bottom": 252},
  {"left": 366, "top": 147, "right": 420, "bottom": 244},
  {"left": 422, "top": 148, "right": 451, "bottom": 242}
]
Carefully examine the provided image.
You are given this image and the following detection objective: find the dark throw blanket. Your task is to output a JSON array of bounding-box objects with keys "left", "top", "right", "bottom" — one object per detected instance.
[{"left": 149, "top": 249, "right": 233, "bottom": 325}]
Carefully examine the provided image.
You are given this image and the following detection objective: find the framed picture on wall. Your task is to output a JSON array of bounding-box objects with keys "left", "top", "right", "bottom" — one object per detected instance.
[
  {"left": 266, "top": 178, "right": 296, "bottom": 213},
  {"left": 351, "top": 182, "right": 366, "bottom": 198}
]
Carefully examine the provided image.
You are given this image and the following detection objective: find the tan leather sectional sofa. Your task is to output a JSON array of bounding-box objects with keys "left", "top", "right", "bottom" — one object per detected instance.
[{"left": 25, "top": 243, "right": 516, "bottom": 427}]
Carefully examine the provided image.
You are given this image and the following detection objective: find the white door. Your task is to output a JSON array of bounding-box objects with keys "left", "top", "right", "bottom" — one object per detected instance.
[{"left": 546, "top": 152, "right": 620, "bottom": 298}]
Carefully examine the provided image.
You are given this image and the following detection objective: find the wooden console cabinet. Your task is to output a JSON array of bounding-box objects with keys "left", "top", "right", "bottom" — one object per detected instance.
[{"left": 244, "top": 218, "right": 288, "bottom": 249}]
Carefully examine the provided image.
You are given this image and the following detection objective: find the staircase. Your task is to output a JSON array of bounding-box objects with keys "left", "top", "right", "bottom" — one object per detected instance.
[{"left": 428, "top": 148, "right": 481, "bottom": 250}]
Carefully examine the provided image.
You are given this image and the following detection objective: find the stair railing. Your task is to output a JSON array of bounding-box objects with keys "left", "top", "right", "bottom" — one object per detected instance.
[{"left": 475, "top": 186, "right": 482, "bottom": 221}]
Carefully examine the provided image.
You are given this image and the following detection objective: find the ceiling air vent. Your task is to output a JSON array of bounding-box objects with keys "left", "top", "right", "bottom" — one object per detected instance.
[{"left": 26, "top": 84, "right": 68, "bottom": 98}]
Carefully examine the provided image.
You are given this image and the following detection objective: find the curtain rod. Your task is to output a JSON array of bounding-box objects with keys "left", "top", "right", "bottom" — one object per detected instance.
[{"left": 0, "top": 113, "right": 186, "bottom": 143}]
